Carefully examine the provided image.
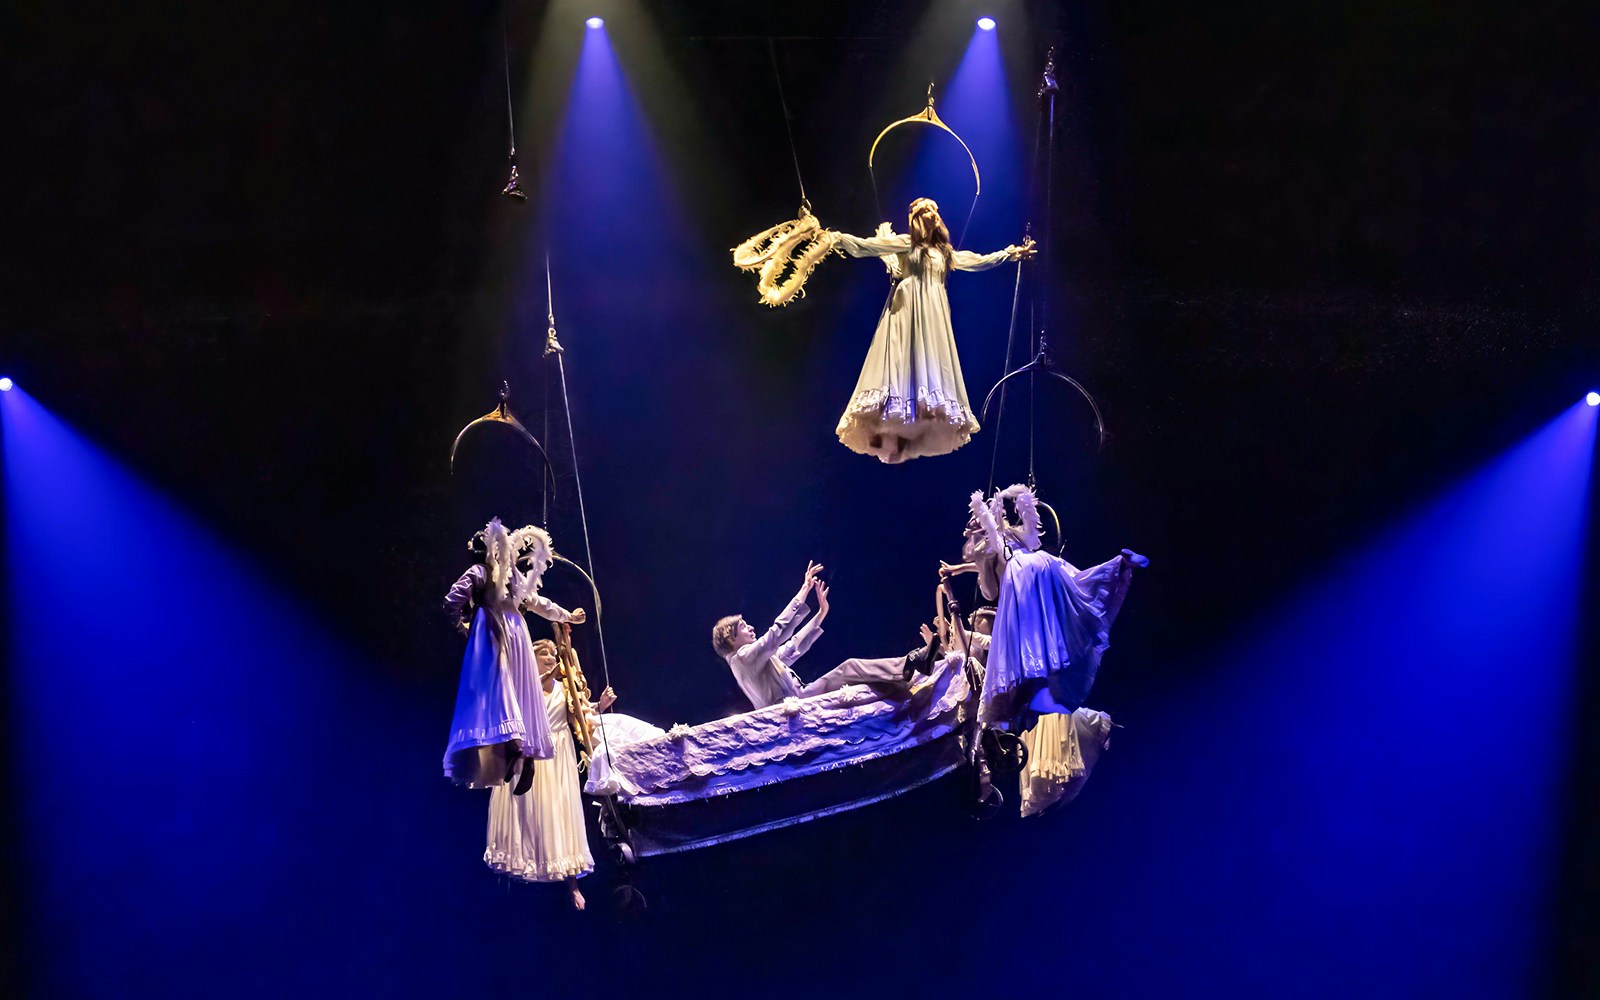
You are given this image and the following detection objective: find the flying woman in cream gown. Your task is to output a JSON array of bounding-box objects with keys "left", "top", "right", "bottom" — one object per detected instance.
[{"left": 829, "top": 198, "right": 1033, "bottom": 463}]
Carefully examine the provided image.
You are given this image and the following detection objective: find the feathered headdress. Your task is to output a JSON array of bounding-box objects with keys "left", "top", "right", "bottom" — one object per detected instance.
[
  {"left": 510, "top": 525, "right": 554, "bottom": 599},
  {"left": 469, "top": 518, "right": 516, "bottom": 603},
  {"left": 968, "top": 484, "right": 1043, "bottom": 555}
]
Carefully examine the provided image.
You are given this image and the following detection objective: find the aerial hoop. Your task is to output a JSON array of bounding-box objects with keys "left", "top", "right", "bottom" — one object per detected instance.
[
  {"left": 551, "top": 552, "right": 603, "bottom": 626},
  {"left": 448, "top": 381, "right": 558, "bottom": 505},
  {"left": 868, "top": 84, "right": 982, "bottom": 200},
  {"left": 868, "top": 83, "right": 982, "bottom": 246},
  {"left": 1034, "top": 497, "right": 1066, "bottom": 556},
  {"left": 983, "top": 49, "right": 1110, "bottom": 490},
  {"left": 979, "top": 349, "right": 1109, "bottom": 452}
]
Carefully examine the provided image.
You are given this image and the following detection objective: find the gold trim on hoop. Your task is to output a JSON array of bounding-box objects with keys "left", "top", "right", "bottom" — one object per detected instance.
[{"left": 867, "top": 85, "right": 982, "bottom": 200}]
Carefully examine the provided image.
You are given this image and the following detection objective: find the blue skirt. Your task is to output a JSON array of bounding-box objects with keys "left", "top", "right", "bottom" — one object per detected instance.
[
  {"left": 443, "top": 607, "right": 555, "bottom": 786},
  {"left": 981, "top": 550, "right": 1136, "bottom": 729}
]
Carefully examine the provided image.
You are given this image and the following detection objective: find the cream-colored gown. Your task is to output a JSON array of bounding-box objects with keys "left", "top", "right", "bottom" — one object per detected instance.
[
  {"left": 483, "top": 682, "right": 594, "bottom": 881},
  {"left": 832, "top": 232, "right": 1013, "bottom": 463},
  {"left": 1019, "top": 708, "right": 1113, "bottom": 818}
]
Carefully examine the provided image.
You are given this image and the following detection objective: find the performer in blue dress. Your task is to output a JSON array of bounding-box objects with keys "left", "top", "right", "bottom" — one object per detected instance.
[
  {"left": 442, "top": 519, "right": 586, "bottom": 790},
  {"left": 944, "top": 485, "right": 1145, "bottom": 729}
]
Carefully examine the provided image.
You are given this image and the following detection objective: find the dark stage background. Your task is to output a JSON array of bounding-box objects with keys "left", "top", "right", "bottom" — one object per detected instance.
[{"left": 6, "top": 1, "right": 1598, "bottom": 996}]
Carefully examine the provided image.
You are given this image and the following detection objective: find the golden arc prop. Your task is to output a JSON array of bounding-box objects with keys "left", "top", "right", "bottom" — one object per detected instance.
[{"left": 867, "top": 88, "right": 981, "bottom": 200}]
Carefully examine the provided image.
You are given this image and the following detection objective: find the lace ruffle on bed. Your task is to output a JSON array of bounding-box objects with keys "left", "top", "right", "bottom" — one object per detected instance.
[{"left": 607, "top": 656, "right": 970, "bottom": 805}]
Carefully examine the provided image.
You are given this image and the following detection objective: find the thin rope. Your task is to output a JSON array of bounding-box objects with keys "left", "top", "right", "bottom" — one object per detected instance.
[
  {"left": 988, "top": 62, "right": 1052, "bottom": 494},
  {"left": 1030, "top": 54, "right": 1064, "bottom": 485},
  {"left": 768, "top": 39, "right": 810, "bottom": 211},
  {"left": 1038, "top": 71, "right": 1056, "bottom": 367},
  {"left": 986, "top": 260, "right": 1025, "bottom": 494},
  {"left": 501, "top": 16, "right": 517, "bottom": 157},
  {"left": 555, "top": 350, "right": 617, "bottom": 773},
  {"left": 954, "top": 193, "right": 979, "bottom": 251},
  {"left": 544, "top": 256, "right": 616, "bottom": 776},
  {"left": 1029, "top": 298, "right": 1037, "bottom": 488},
  {"left": 541, "top": 260, "right": 552, "bottom": 529}
]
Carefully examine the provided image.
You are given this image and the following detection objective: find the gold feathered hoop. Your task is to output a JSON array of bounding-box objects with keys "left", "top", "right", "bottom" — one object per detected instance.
[{"left": 731, "top": 208, "right": 840, "bottom": 307}]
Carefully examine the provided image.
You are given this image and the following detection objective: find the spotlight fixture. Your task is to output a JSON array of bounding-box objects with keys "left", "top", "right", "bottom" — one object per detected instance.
[
  {"left": 977, "top": 16, "right": 996, "bottom": 30},
  {"left": 587, "top": 17, "right": 604, "bottom": 29},
  {"left": 0, "top": 377, "right": 12, "bottom": 391},
  {"left": 1587, "top": 391, "right": 1599, "bottom": 407}
]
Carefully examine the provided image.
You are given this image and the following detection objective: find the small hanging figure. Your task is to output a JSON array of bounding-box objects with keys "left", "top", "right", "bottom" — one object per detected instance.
[
  {"left": 442, "top": 519, "right": 587, "bottom": 790},
  {"left": 943, "top": 485, "right": 1146, "bottom": 729},
  {"left": 829, "top": 198, "right": 1033, "bottom": 463}
]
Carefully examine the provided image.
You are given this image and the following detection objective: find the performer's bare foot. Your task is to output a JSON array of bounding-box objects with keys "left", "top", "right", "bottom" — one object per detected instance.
[{"left": 567, "top": 877, "right": 585, "bottom": 911}]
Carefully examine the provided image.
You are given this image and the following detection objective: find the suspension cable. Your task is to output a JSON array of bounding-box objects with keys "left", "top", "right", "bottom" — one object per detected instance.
[
  {"left": 768, "top": 39, "right": 810, "bottom": 212},
  {"left": 544, "top": 255, "right": 616, "bottom": 775}
]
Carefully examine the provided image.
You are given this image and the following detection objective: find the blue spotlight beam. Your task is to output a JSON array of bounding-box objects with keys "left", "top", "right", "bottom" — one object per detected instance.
[
  {"left": 1, "top": 388, "right": 454, "bottom": 994},
  {"left": 1045, "top": 402, "right": 1596, "bottom": 995}
]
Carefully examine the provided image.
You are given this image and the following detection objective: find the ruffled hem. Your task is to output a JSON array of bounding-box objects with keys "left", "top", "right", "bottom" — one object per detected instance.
[
  {"left": 836, "top": 387, "right": 979, "bottom": 463},
  {"left": 484, "top": 850, "right": 593, "bottom": 882},
  {"left": 1028, "top": 760, "right": 1088, "bottom": 783},
  {"left": 446, "top": 718, "right": 528, "bottom": 751},
  {"left": 442, "top": 733, "right": 554, "bottom": 788}
]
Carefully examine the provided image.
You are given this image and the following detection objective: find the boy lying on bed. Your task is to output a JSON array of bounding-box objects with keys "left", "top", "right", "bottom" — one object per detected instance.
[{"left": 711, "top": 560, "right": 939, "bottom": 711}]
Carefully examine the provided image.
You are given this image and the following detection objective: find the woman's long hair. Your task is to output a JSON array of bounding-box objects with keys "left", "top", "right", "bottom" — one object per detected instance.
[{"left": 908, "top": 197, "right": 954, "bottom": 262}]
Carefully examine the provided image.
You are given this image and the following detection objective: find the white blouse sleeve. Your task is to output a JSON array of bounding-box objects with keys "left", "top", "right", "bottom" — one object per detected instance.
[
  {"left": 443, "top": 566, "right": 482, "bottom": 625},
  {"left": 776, "top": 616, "right": 823, "bottom": 666},
  {"left": 833, "top": 231, "right": 914, "bottom": 259},
  {"left": 951, "top": 247, "right": 1013, "bottom": 272},
  {"left": 521, "top": 591, "right": 575, "bottom": 624}
]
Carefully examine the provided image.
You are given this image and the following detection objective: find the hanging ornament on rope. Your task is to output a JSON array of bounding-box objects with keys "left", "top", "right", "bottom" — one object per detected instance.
[
  {"left": 499, "top": 13, "right": 527, "bottom": 201},
  {"left": 449, "top": 381, "right": 556, "bottom": 500}
]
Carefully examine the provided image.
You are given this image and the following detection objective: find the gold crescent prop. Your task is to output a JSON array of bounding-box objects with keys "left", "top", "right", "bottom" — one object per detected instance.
[
  {"left": 867, "top": 86, "right": 981, "bottom": 200},
  {"left": 448, "top": 383, "right": 558, "bottom": 503}
]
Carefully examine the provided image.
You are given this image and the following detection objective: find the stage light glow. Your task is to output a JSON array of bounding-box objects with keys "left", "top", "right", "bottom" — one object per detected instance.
[
  {"left": 1089, "top": 399, "right": 1596, "bottom": 995},
  {"left": 1586, "top": 391, "right": 1598, "bottom": 406},
  {"left": 0, "top": 377, "right": 12, "bottom": 391},
  {"left": 586, "top": 16, "right": 603, "bottom": 29},
  {"left": 977, "top": 16, "right": 996, "bottom": 30}
]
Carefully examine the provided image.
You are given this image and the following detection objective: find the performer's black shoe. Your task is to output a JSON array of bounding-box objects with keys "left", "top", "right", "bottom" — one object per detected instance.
[
  {"left": 513, "top": 757, "right": 536, "bottom": 796},
  {"left": 503, "top": 753, "right": 520, "bottom": 785},
  {"left": 902, "top": 632, "right": 942, "bottom": 680}
]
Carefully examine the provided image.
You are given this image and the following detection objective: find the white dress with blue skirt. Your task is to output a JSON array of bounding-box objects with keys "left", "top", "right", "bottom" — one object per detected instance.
[{"left": 442, "top": 564, "right": 576, "bottom": 786}]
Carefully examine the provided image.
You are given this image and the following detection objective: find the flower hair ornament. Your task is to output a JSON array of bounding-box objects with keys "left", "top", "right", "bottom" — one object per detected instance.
[
  {"left": 968, "top": 484, "right": 1043, "bottom": 555},
  {"left": 465, "top": 519, "right": 556, "bottom": 606}
]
